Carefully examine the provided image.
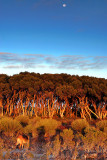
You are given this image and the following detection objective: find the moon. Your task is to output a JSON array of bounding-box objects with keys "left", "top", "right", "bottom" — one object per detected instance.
[{"left": 63, "top": 3, "right": 67, "bottom": 7}]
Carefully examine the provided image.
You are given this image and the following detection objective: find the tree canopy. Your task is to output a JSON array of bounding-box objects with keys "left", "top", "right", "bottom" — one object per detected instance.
[{"left": 0, "top": 72, "right": 106, "bottom": 119}]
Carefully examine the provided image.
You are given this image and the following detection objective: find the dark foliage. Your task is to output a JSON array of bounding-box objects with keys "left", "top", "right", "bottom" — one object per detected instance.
[{"left": 0, "top": 72, "right": 107, "bottom": 119}]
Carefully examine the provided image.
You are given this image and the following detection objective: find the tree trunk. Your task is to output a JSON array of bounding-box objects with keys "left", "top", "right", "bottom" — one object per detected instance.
[{"left": 0, "top": 99, "right": 3, "bottom": 116}]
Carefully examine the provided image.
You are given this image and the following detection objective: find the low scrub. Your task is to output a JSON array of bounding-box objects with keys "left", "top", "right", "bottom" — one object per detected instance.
[
  {"left": 0, "top": 117, "right": 22, "bottom": 136},
  {"left": 35, "top": 118, "right": 61, "bottom": 137},
  {"left": 60, "top": 129, "right": 75, "bottom": 150},
  {"left": 0, "top": 138, "right": 4, "bottom": 150},
  {"left": 82, "top": 126, "right": 107, "bottom": 152},
  {"left": 23, "top": 124, "right": 38, "bottom": 138},
  {"left": 71, "top": 119, "right": 89, "bottom": 132},
  {"left": 96, "top": 120, "right": 107, "bottom": 131},
  {"left": 29, "top": 116, "right": 41, "bottom": 125},
  {"left": 104, "top": 126, "right": 107, "bottom": 133},
  {"left": 15, "top": 115, "right": 29, "bottom": 127},
  {"left": 23, "top": 124, "right": 33, "bottom": 135},
  {"left": 46, "top": 135, "right": 61, "bottom": 158}
]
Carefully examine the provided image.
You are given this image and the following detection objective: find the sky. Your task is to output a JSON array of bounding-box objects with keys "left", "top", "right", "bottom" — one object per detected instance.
[{"left": 0, "top": 0, "right": 107, "bottom": 79}]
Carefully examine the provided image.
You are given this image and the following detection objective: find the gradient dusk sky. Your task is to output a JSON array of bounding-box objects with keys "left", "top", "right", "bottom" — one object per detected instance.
[{"left": 0, "top": 0, "right": 107, "bottom": 78}]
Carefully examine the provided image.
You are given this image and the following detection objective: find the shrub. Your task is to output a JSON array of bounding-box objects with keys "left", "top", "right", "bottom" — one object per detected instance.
[
  {"left": 104, "top": 127, "right": 107, "bottom": 133},
  {"left": 82, "top": 126, "right": 107, "bottom": 152},
  {"left": 15, "top": 115, "right": 29, "bottom": 127},
  {"left": 71, "top": 119, "right": 89, "bottom": 132},
  {"left": 75, "top": 132, "right": 83, "bottom": 143},
  {"left": 84, "top": 126, "right": 97, "bottom": 134},
  {"left": 60, "top": 129, "right": 75, "bottom": 150},
  {"left": 22, "top": 116, "right": 41, "bottom": 137},
  {"left": 46, "top": 135, "right": 61, "bottom": 159},
  {"left": 96, "top": 120, "right": 107, "bottom": 131},
  {"left": 29, "top": 116, "right": 41, "bottom": 125},
  {"left": 0, "top": 137, "right": 4, "bottom": 150},
  {"left": 35, "top": 118, "right": 61, "bottom": 137},
  {"left": 23, "top": 124, "right": 38, "bottom": 138},
  {"left": 0, "top": 117, "right": 22, "bottom": 136},
  {"left": 23, "top": 124, "right": 32, "bottom": 135}
]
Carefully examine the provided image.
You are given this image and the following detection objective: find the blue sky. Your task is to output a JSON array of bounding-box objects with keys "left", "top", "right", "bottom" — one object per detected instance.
[{"left": 0, "top": 0, "right": 107, "bottom": 78}]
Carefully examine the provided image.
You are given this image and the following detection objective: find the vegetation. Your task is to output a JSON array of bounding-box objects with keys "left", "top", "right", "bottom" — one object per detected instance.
[
  {"left": 96, "top": 120, "right": 107, "bottom": 131},
  {"left": 60, "top": 129, "right": 75, "bottom": 150},
  {"left": 83, "top": 126, "right": 107, "bottom": 152},
  {"left": 0, "top": 72, "right": 106, "bottom": 159},
  {"left": 0, "top": 72, "right": 106, "bottom": 119},
  {"left": 0, "top": 116, "right": 106, "bottom": 159},
  {"left": 15, "top": 115, "right": 29, "bottom": 127},
  {"left": 35, "top": 118, "right": 61, "bottom": 138},
  {"left": 0, "top": 117, "right": 22, "bottom": 136},
  {"left": 71, "top": 118, "right": 89, "bottom": 132}
]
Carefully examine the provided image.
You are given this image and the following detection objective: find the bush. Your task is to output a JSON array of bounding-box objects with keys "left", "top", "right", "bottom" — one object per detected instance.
[
  {"left": 75, "top": 132, "right": 83, "bottom": 143},
  {"left": 0, "top": 137, "right": 4, "bottom": 150},
  {"left": 84, "top": 126, "right": 97, "bottom": 134},
  {"left": 22, "top": 117, "right": 41, "bottom": 137},
  {"left": 23, "top": 124, "right": 38, "bottom": 138},
  {"left": 82, "top": 126, "right": 107, "bottom": 152},
  {"left": 15, "top": 115, "right": 29, "bottom": 127},
  {"left": 104, "top": 127, "right": 107, "bottom": 133},
  {"left": 23, "top": 124, "right": 33, "bottom": 135},
  {"left": 71, "top": 119, "right": 89, "bottom": 132},
  {"left": 96, "top": 120, "right": 107, "bottom": 131},
  {"left": 60, "top": 129, "right": 75, "bottom": 150},
  {"left": 0, "top": 117, "right": 22, "bottom": 136},
  {"left": 29, "top": 116, "right": 41, "bottom": 125},
  {"left": 35, "top": 118, "right": 61, "bottom": 137},
  {"left": 46, "top": 135, "right": 61, "bottom": 158}
]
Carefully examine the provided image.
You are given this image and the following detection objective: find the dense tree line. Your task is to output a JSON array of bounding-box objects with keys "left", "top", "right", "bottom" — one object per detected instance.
[{"left": 0, "top": 72, "right": 107, "bottom": 119}]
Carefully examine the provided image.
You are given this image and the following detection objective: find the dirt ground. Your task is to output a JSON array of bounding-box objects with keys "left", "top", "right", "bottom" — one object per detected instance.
[{"left": 0, "top": 134, "right": 106, "bottom": 160}]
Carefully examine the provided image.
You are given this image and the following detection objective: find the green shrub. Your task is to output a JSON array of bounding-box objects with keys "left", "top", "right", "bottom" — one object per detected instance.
[
  {"left": 23, "top": 124, "right": 33, "bottom": 134},
  {"left": 60, "top": 129, "right": 75, "bottom": 150},
  {"left": 82, "top": 126, "right": 107, "bottom": 152},
  {"left": 0, "top": 138, "right": 4, "bottom": 150},
  {"left": 29, "top": 116, "right": 41, "bottom": 125},
  {"left": 15, "top": 115, "right": 29, "bottom": 127},
  {"left": 35, "top": 118, "right": 61, "bottom": 137},
  {"left": 46, "top": 135, "right": 61, "bottom": 158},
  {"left": 0, "top": 117, "right": 22, "bottom": 136},
  {"left": 22, "top": 116, "right": 41, "bottom": 137},
  {"left": 71, "top": 119, "right": 89, "bottom": 132},
  {"left": 23, "top": 124, "right": 38, "bottom": 138},
  {"left": 104, "top": 127, "right": 107, "bottom": 133},
  {"left": 84, "top": 126, "right": 97, "bottom": 134},
  {"left": 96, "top": 120, "right": 107, "bottom": 131},
  {"left": 75, "top": 132, "right": 83, "bottom": 142}
]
